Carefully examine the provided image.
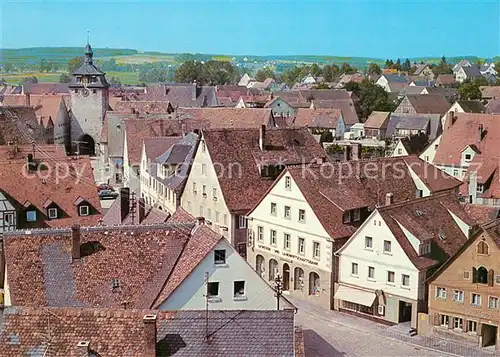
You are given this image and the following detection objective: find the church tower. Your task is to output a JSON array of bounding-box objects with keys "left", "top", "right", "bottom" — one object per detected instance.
[{"left": 68, "top": 41, "right": 109, "bottom": 155}]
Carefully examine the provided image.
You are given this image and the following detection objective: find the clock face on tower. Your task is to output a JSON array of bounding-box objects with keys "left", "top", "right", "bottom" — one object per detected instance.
[{"left": 82, "top": 88, "right": 89, "bottom": 97}]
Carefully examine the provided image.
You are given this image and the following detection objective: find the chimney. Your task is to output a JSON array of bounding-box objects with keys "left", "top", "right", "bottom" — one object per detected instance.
[
  {"left": 385, "top": 193, "right": 394, "bottom": 206},
  {"left": 310, "top": 100, "right": 316, "bottom": 110},
  {"left": 25, "top": 93, "right": 30, "bottom": 107},
  {"left": 259, "top": 124, "right": 266, "bottom": 151},
  {"left": 71, "top": 224, "right": 81, "bottom": 260},
  {"left": 138, "top": 198, "right": 146, "bottom": 224},
  {"left": 197, "top": 216, "right": 205, "bottom": 226},
  {"left": 120, "top": 187, "right": 130, "bottom": 223},
  {"left": 76, "top": 341, "right": 90, "bottom": 357},
  {"left": 159, "top": 119, "right": 164, "bottom": 136},
  {"left": 351, "top": 143, "right": 362, "bottom": 161},
  {"left": 143, "top": 314, "right": 157, "bottom": 357},
  {"left": 343, "top": 145, "right": 351, "bottom": 161},
  {"left": 478, "top": 124, "right": 484, "bottom": 142},
  {"left": 192, "top": 81, "right": 198, "bottom": 101}
]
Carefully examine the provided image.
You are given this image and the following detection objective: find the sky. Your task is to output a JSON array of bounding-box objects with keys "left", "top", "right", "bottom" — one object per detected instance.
[{"left": 1, "top": 0, "right": 499, "bottom": 58}]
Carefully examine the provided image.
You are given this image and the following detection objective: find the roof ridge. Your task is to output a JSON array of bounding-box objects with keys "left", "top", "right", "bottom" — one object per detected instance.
[
  {"left": 378, "top": 191, "right": 455, "bottom": 212},
  {"left": 3, "top": 222, "right": 196, "bottom": 237}
]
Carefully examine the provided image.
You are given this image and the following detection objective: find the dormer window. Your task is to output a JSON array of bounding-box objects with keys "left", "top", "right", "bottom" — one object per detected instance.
[
  {"left": 343, "top": 212, "right": 351, "bottom": 223},
  {"left": 477, "top": 184, "right": 484, "bottom": 193},
  {"left": 79, "top": 205, "right": 90, "bottom": 216},
  {"left": 465, "top": 154, "right": 472, "bottom": 161},
  {"left": 48, "top": 208, "right": 58, "bottom": 219},
  {"left": 26, "top": 210, "right": 37, "bottom": 222},
  {"left": 419, "top": 242, "right": 431, "bottom": 255}
]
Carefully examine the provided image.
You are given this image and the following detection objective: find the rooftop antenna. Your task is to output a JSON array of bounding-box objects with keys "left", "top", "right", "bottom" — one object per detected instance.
[{"left": 87, "top": 30, "right": 90, "bottom": 44}]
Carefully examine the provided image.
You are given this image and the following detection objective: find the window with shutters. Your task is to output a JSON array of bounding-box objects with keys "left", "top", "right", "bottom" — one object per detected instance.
[
  {"left": 474, "top": 266, "right": 489, "bottom": 284},
  {"left": 477, "top": 241, "right": 489, "bottom": 255}
]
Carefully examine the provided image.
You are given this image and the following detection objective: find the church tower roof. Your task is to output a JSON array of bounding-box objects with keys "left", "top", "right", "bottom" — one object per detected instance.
[{"left": 69, "top": 41, "right": 109, "bottom": 88}]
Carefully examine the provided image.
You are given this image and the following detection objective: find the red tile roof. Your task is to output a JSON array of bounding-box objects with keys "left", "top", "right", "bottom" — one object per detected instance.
[
  {"left": 310, "top": 99, "right": 359, "bottom": 125},
  {"left": 203, "top": 127, "right": 326, "bottom": 212},
  {"left": 178, "top": 108, "right": 275, "bottom": 129},
  {"left": 4, "top": 222, "right": 221, "bottom": 309},
  {"left": 0, "top": 144, "right": 67, "bottom": 163},
  {"left": 364, "top": 111, "right": 391, "bottom": 129},
  {"left": 481, "top": 86, "right": 500, "bottom": 99},
  {"left": 0, "top": 156, "right": 101, "bottom": 228},
  {"left": 463, "top": 203, "right": 500, "bottom": 225},
  {"left": 293, "top": 108, "right": 342, "bottom": 128},
  {"left": 1, "top": 94, "right": 67, "bottom": 128},
  {"left": 377, "top": 192, "right": 472, "bottom": 270},
  {"left": 402, "top": 94, "right": 451, "bottom": 115},
  {"left": 113, "top": 100, "right": 174, "bottom": 115},
  {"left": 436, "top": 75, "right": 456, "bottom": 86}
]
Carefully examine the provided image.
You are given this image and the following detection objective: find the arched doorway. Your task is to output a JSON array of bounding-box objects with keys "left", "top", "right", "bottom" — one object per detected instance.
[
  {"left": 282, "top": 263, "right": 290, "bottom": 291},
  {"left": 269, "top": 259, "right": 278, "bottom": 281},
  {"left": 294, "top": 267, "right": 304, "bottom": 290},
  {"left": 309, "top": 272, "right": 320, "bottom": 295},
  {"left": 77, "top": 134, "right": 96, "bottom": 156},
  {"left": 256, "top": 255, "right": 265, "bottom": 277}
]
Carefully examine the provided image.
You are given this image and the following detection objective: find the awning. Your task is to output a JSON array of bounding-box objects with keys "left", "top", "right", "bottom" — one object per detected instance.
[{"left": 334, "top": 285, "right": 376, "bottom": 307}]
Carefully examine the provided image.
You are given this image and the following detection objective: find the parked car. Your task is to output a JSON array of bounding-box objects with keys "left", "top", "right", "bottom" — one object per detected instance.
[
  {"left": 97, "top": 183, "right": 114, "bottom": 192},
  {"left": 99, "top": 190, "right": 119, "bottom": 200}
]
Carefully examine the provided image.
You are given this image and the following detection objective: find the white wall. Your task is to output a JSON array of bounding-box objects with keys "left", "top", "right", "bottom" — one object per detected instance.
[
  {"left": 338, "top": 211, "right": 420, "bottom": 301},
  {"left": 406, "top": 163, "right": 431, "bottom": 197},
  {"left": 181, "top": 136, "right": 233, "bottom": 243},
  {"left": 419, "top": 135, "right": 441, "bottom": 164},
  {"left": 391, "top": 140, "right": 409, "bottom": 157},
  {"left": 159, "top": 240, "right": 292, "bottom": 310},
  {"left": 248, "top": 172, "right": 333, "bottom": 273}
]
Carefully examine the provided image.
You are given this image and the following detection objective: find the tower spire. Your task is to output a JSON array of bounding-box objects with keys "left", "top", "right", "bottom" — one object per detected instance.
[
  {"left": 84, "top": 31, "right": 93, "bottom": 65},
  {"left": 87, "top": 30, "right": 90, "bottom": 45}
]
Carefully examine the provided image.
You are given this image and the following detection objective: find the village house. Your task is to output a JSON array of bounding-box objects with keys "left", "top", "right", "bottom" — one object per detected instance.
[
  {"left": 335, "top": 193, "right": 474, "bottom": 329},
  {"left": 481, "top": 86, "right": 500, "bottom": 100},
  {"left": 140, "top": 133, "right": 199, "bottom": 213},
  {"left": 421, "top": 87, "right": 457, "bottom": 103},
  {"left": 425, "top": 219, "right": 500, "bottom": 350},
  {"left": 432, "top": 112, "right": 500, "bottom": 207},
  {"left": 480, "top": 63, "right": 497, "bottom": 76},
  {"left": 394, "top": 94, "right": 450, "bottom": 116},
  {"left": 412, "top": 64, "right": 435, "bottom": 79},
  {"left": 455, "top": 65, "right": 483, "bottom": 83},
  {"left": 238, "top": 73, "right": 255, "bottom": 87},
  {"left": 453, "top": 60, "right": 472, "bottom": 74},
  {"left": 435, "top": 74, "right": 457, "bottom": 87},
  {"left": 246, "top": 157, "right": 462, "bottom": 310},
  {"left": 140, "top": 83, "right": 218, "bottom": 107},
  {"left": 180, "top": 126, "right": 326, "bottom": 257},
  {"left": 293, "top": 108, "right": 345, "bottom": 139},
  {"left": 364, "top": 111, "right": 391, "bottom": 140},
  {"left": 264, "top": 96, "right": 297, "bottom": 117},
  {"left": 2, "top": 220, "right": 294, "bottom": 311},
  {"left": 386, "top": 113, "right": 442, "bottom": 141},
  {"left": 0, "top": 307, "right": 299, "bottom": 357},
  {"left": 375, "top": 74, "right": 410, "bottom": 93}
]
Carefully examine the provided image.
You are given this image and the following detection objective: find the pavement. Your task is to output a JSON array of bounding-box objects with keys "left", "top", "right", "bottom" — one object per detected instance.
[{"left": 292, "top": 298, "right": 495, "bottom": 357}]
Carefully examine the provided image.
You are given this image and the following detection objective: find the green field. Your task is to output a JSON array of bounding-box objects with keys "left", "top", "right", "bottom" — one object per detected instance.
[{"left": 1, "top": 71, "right": 139, "bottom": 85}]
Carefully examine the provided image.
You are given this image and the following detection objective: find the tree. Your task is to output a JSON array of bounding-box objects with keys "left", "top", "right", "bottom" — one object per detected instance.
[
  {"left": 2, "top": 63, "right": 14, "bottom": 73},
  {"left": 68, "top": 56, "right": 84, "bottom": 74},
  {"left": 109, "top": 76, "right": 121, "bottom": 86},
  {"left": 474, "top": 77, "right": 489, "bottom": 86},
  {"left": 457, "top": 81, "right": 481, "bottom": 100},
  {"left": 202, "top": 60, "right": 238, "bottom": 85},
  {"left": 322, "top": 64, "right": 340, "bottom": 82},
  {"left": 59, "top": 73, "right": 71, "bottom": 83},
  {"left": 255, "top": 67, "right": 276, "bottom": 82},
  {"left": 346, "top": 80, "right": 396, "bottom": 119},
  {"left": 23, "top": 76, "right": 38, "bottom": 84},
  {"left": 394, "top": 59, "right": 402, "bottom": 71},
  {"left": 173, "top": 60, "right": 204, "bottom": 84},
  {"left": 341, "top": 62, "right": 356, "bottom": 74},
  {"left": 367, "top": 63, "right": 381, "bottom": 75},
  {"left": 402, "top": 59, "right": 411, "bottom": 72},
  {"left": 39, "top": 59, "right": 52, "bottom": 73},
  {"left": 310, "top": 63, "right": 322, "bottom": 77},
  {"left": 313, "top": 83, "right": 330, "bottom": 89}
]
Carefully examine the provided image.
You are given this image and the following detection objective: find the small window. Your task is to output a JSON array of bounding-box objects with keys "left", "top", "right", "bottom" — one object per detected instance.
[
  {"left": 453, "top": 290, "right": 464, "bottom": 302},
  {"left": 378, "top": 305, "right": 385, "bottom": 316},
  {"left": 489, "top": 296, "right": 499, "bottom": 309},
  {"left": 4, "top": 213, "right": 14, "bottom": 225},
  {"left": 477, "top": 184, "right": 484, "bottom": 193},
  {"left": 208, "top": 282, "right": 219, "bottom": 297},
  {"left": 471, "top": 293, "right": 481, "bottom": 306},
  {"left": 298, "top": 209, "right": 306, "bottom": 222},
  {"left": 234, "top": 281, "right": 245, "bottom": 297},
  {"left": 436, "top": 287, "right": 447, "bottom": 299},
  {"left": 353, "top": 209, "right": 360, "bottom": 222},
  {"left": 298, "top": 237, "right": 305, "bottom": 254},
  {"left": 465, "top": 153, "right": 472, "bottom": 161},
  {"left": 365, "top": 236, "right": 373, "bottom": 249},
  {"left": 201, "top": 163, "right": 207, "bottom": 175},
  {"left": 402, "top": 274, "right": 410, "bottom": 286},
  {"left": 207, "top": 208, "right": 211, "bottom": 220},
  {"left": 453, "top": 317, "right": 463, "bottom": 330},
  {"left": 270, "top": 229, "right": 277, "bottom": 246},
  {"left": 440, "top": 314, "right": 449, "bottom": 327},
  {"left": 111, "top": 278, "right": 121, "bottom": 289},
  {"left": 283, "top": 233, "right": 291, "bottom": 250},
  {"left": 313, "top": 241, "right": 320, "bottom": 259},
  {"left": 368, "top": 266, "right": 375, "bottom": 279},
  {"left": 48, "top": 208, "right": 58, "bottom": 219},
  {"left": 284, "top": 206, "right": 291, "bottom": 219},
  {"left": 201, "top": 141, "right": 206, "bottom": 152},
  {"left": 383, "top": 240, "right": 391, "bottom": 253},
  {"left": 463, "top": 271, "right": 470, "bottom": 280},
  {"left": 477, "top": 241, "right": 489, "bottom": 255},
  {"left": 351, "top": 262, "right": 358, "bottom": 276},
  {"left": 215, "top": 211, "right": 220, "bottom": 223},
  {"left": 285, "top": 176, "right": 291, "bottom": 189},
  {"left": 419, "top": 242, "right": 431, "bottom": 255},
  {"left": 79, "top": 205, "right": 89, "bottom": 217},
  {"left": 387, "top": 271, "right": 395, "bottom": 283},
  {"left": 214, "top": 249, "right": 226, "bottom": 265},
  {"left": 238, "top": 215, "right": 247, "bottom": 229},
  {"left": 257, "top": 226, "right": 264, "bottom": 241},
  {"left": 213, "top": 188, "right": 217, "bottom": 200},
  {"left": 468, "top": 320, "right": 477, "bottom": 333},
  {"left": 343, "top": 212, "right": 351, "bottom": 223},
  {"left": 192, "top": 182, "right": 197, "bottom": 193},
  {"left": 202, "top": 185, "right": 207, "bottom": 196},
  {"left": 26, "top": 210, "right": 37, "bottom": 222},
  {"left": 270, "top": 202, "right": 277, "bottom": 216}
]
